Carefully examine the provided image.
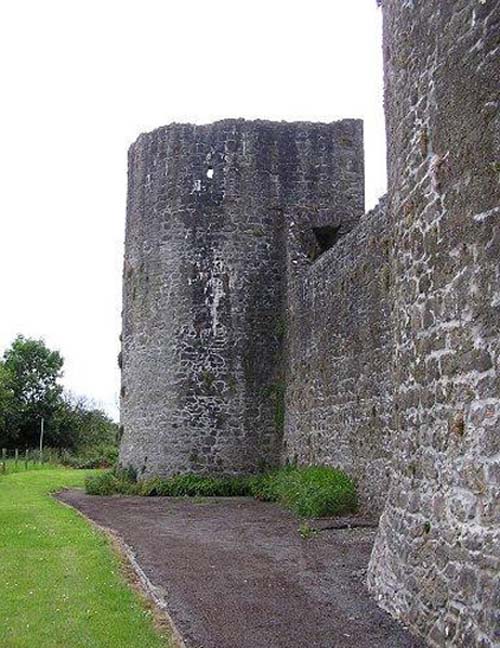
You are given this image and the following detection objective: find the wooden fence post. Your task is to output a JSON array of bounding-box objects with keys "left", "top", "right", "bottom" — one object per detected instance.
[
  {"left": 39, "top": 418, "right": 44, "bottom": 464},
  {"left": 25, "top": 449, "right": 29, "bottom": 470},
  {"left": 15, "top": 449, "right": 19, "bottom": 467}
]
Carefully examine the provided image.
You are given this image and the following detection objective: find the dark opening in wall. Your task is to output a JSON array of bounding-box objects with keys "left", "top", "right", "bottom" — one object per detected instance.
[{"left": 312, "top": 225, "right": 342, "bottom": 256}]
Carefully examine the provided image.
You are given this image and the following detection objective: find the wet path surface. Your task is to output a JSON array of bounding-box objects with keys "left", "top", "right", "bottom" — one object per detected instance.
[{"left": 57, "top": 492, "right": 423, "bottom": 648}]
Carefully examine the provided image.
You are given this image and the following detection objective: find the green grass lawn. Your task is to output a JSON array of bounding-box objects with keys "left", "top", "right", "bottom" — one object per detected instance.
[
  {"left": 0, "top": 468, "right": 171, "bottom": 647},
  {"left": 1, "top": 458, "right": 58, "bottom": 475}
]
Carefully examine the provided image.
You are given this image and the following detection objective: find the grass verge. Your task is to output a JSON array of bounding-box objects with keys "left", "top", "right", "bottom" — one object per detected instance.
[
  {"left": 0, "top": 468, "right": 171, "bottom": 647},
  {"left": 0, "top": 458, "right": 59, "bottom": 476},
  {"left": 85, "top": 465, "right": 358, "bottom": 518}
]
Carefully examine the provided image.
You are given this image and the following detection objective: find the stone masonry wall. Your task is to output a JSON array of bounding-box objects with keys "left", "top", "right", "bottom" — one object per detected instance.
[
  {"left": 368, "top": 2, "right": 500, "bottom": 646},
  {"left": 120, "top": 119, "right": 364, "bottom": 478},
  {"left": 283, "top": 199, "right": 393, "bottom": 515}
]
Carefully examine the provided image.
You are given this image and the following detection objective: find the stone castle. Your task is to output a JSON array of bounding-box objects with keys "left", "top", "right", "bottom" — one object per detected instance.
[{"left": 119, "top": 1, "right": 499, "bottom": 646}]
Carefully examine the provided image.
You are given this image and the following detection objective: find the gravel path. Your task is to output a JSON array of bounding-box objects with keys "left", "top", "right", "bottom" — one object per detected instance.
[{"left": 57, "top": 492, "right": 423, "bottom": 648}]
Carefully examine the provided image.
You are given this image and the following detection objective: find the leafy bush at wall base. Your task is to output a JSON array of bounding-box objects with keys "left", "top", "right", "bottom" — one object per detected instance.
[
  {"left": 252, "top": 465, "right": 358, "bottom": 517},
  {"left": 84, "top": 465, "right": 358, "bottom": 518},
  {"left": 137, "top": 473, "right": 253, "bottom": 497},
  {"left": 84, "top": 470, "right": 139, "bottom": 496}
]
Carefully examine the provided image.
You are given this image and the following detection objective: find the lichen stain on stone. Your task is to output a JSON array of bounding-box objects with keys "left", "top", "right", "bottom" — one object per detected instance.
[{"left": 204, "top": 257, "right": 226, "bottom": 338}]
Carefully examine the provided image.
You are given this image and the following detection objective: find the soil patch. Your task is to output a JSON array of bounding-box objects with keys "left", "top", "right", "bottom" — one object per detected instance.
[{"left": 57, "top": 491, "right": 423, "bottom": 648}]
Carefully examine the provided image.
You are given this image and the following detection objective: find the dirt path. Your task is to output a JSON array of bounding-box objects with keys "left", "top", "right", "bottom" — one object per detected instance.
[{"left": 57, "top": 492, "right": 422, "bottom": 648}]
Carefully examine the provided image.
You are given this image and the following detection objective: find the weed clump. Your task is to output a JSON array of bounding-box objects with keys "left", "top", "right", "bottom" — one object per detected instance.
[
  {"left": 250, "top": 465, "right": 358, "bottom": 517},
  {"left": 85, "top": 465, "right": 358, "bottom": 518},
  {"left": 298, "top": 522, "right": 317, "bottom": 539},
  {"left": 138, "top": 473, "right": 252, "bottom": 497}
]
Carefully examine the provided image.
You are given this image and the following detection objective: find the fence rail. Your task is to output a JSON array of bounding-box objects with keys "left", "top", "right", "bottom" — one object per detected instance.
[{"left": 0, "top": 447, "right": 69, "bottom": 475}]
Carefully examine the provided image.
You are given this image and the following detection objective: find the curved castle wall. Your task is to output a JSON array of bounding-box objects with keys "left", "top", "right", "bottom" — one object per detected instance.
[
  {"left": 368, "top": 2, "right": 500, "bottom": 645},
  {"left": 120, "top": 119, "right": 364, "bottom": 477}
]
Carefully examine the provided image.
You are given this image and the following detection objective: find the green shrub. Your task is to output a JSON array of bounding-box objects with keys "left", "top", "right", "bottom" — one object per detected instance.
[
  {"left": 247, "top": 466, "right": 294, "bottom": 501},
  {"left": 84, "top": 471, "right": 117, "bottom": 495},
  {"left": 249, "top": 465, "right": 357, "bottom": 517},
  {"left": 84, "top": 467, "right": 138, "bottom": 496},
  {"left": 137, "top": 477, "right": 167, "bottom": 496},
  {"left": 280, "top": 465, "right": 356, "bottom": 517},
  {"left": 138, "top": 473, "right": 253, "bottom": 497},
  {"left": 62, "top": 444, "right": 118, "bottom": 470},
  {"left": 85, "top": 465, "right": 358, "bottom": 518}
]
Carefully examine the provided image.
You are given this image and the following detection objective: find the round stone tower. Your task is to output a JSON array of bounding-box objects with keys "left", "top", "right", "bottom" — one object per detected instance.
[{"left": 119, "top": 118, "right": 364, "bottom": 478}]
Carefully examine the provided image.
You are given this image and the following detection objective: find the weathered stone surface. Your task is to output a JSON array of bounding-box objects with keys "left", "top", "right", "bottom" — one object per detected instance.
[
  {"left": 368, "top": 2, "right": 500, "bottom": 646},
  {"left": 119, "top": 3, "right": 500, "bottom": 644},
  {"left": 120, "top": 119, "right": 364, "bottom": 477},
  {"left": 283, "top": 198, "right": 393, "bottom": 515}
]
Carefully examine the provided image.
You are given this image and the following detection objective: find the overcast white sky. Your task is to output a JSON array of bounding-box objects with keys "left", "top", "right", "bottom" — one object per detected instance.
[{"left": 0, "top": 0, "right": 385, "bottom": 420}]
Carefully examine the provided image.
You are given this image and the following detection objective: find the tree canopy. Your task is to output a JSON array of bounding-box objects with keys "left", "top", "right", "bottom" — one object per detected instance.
[{"left": 0, "top": 335, "right": 117, "bottom": 451}]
